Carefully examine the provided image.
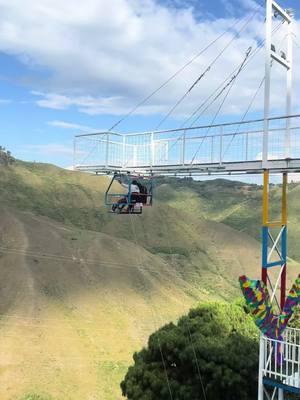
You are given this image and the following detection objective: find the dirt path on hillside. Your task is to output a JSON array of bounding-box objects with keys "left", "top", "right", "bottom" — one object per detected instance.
[{"left": 0, "top": 208, "right": 38, "bottom": 317}]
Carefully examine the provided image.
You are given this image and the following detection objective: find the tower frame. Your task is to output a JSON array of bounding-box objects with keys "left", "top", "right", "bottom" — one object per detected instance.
[{"left": 259, "top": 1, "right": 295, "bottom": 399}]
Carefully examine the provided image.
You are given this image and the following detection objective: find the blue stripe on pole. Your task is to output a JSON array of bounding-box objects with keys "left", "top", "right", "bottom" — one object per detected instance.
[
  {"left": 262, "top": 226, "right": 269, "bottom": 268},
  {"left": 281, "top": 226, "right": 287, "bottom": 263}
]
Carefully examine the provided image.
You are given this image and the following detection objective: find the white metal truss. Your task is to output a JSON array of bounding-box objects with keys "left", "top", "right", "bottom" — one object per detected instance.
[{"left": 74, "top": 114, "right": 300, "bottom": 176}]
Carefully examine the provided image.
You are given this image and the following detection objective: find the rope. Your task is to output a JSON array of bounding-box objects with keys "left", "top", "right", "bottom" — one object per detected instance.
[
  {"left": 158, "top": 336, "right": 174, "bottom": 400},
  {"left": 154, "top": 200, "right": 207, "bottom": 400},
  {"left": 128, "top": 213, "right": 174, "bottom": 400},
  {"left": 187, "top": 324, "right": 207, "bottom": 400},
  {"left": 0, "top": 244, "right": 210, "bottom": 282},
  {"left": 154, "top": 7, "right": 260, "bottom": 130}
]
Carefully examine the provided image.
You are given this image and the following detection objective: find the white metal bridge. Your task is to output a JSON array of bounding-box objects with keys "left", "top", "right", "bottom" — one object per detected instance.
[{"left": 74, "top": 114, "right": 300, "bottom": 176}]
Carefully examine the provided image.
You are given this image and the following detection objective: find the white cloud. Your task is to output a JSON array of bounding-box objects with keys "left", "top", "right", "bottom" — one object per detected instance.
[
  {"left": 47, "top": 120, "right": 97, "bottom": 132},
  {"left": 31, "top": 91, "right": 72, "bottom": 110},
  {"left": 239, "top": 0, "right": 262, "bottom": 11},
  {"left": 34, "top": 91, "right": 130, "bottom": 116},
  {"left": 0, "top": 98, "right": 12, "bottom": 104},
  {"left": 33, "top": 91, "right": 166, "bottom": 116},
  {"left": 0, "top": 0, "right": 299, "bottom": 122}
]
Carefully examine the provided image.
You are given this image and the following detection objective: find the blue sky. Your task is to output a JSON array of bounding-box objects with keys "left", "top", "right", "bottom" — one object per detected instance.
[{"left": 0, "top": 0, "right": 299, "bottom": 168}]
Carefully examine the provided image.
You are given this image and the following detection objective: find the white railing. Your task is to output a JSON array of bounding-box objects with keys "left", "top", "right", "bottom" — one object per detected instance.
[
  {"left": 261, "top": 327, "right": 300, "bottom": 389},
  {"left": 74, "top": 114, "right": 300, "bottom": 172}
]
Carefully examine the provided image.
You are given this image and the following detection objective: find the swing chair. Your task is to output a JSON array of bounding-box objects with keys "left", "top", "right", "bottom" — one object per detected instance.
[{"left": 105, "top": 173, "right": 153, "bottom": 215}]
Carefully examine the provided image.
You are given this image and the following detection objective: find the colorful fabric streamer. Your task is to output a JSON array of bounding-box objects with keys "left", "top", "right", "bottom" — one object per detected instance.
[{"left": 239, "top": 274, "right": 300, "bottom": 340}]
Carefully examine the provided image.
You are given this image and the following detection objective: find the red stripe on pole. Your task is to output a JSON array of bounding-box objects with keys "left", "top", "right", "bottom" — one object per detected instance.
[
  {"left": 280, "top": 264, "right": 287, "bottom": 310},
  {"left": 262, "top": 268, "right": 267, "bottom": 285}
]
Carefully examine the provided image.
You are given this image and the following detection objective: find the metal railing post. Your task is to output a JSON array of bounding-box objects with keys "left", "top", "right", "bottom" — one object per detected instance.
[
  {"left": 245, "top": 132, "right": 249, "bottom": 161},
  {"left": 181, "top": 130, "right": 186, "bottom": 166},
  {"left": 105, "top": 133, "right": 109, "bottom": 168},
  {"left": 122, "top": 135, "right": 126, "bottom": 168},
  {"left": 219, "top": 128, "right": 223, "bottom": 165},
  {"left": 258, "top": 335, "right": 265, "bottom": 400},
  {"left": 151, "top": 132, "right": 154, "bottom": 167}
]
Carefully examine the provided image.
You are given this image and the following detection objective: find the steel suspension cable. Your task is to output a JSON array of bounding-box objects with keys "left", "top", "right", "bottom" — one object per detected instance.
[
  {"left": 154, "top": 7, "right": 260, "bottom": 130},
  {"left": 186, "top": 22, "right": 284, "bottom": 165},
  {"left": 79, "top": 14, "right": 262, "bottom": 168},
  {"left": 108, "top": 15, "right": 250, "bottom": 132},
  {"left": 151, "top": 27, "right": 278, "bottom": 167},
  {"left": 181, "top": 47, "right": 260, "bottom": 128},
  {"left": 221, "top": 75, "right": 265, "bottom": 159},
  {"left": 184, "top": 20, "right": 284, "bottom": 129},
  {"left": 147, "top": 18, "right": 279, "bottom": 168},
  {"left": 148, "top": 45, "right": 263, "bottom": 167},
  {"left": 188, "top": 47, "right": 252, "bottom": 164}
]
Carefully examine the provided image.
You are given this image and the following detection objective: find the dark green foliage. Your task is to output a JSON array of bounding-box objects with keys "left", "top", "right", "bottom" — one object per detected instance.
[
  {"left": 0, "top": 146, "right": 15, "bottom": 165},
  {"left": 121, "top": 302, "right": 259, "bottom": 400},
  {"left": 289, "top": 305, "right": 300, "bottom": 329}
]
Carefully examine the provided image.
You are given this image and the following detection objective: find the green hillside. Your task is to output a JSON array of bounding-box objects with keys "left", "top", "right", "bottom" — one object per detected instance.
[
  {"left": 156, "top": 177, "right": 300, "bottom": 262},
  {"left": 0, "top": 162, "right": 298, "bottom": 400}
]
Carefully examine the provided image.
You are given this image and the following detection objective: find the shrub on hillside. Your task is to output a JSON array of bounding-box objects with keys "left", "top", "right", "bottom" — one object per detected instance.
[
  {"left": 121, "top": 302, "right": 259, "bottom": 400},
  {"left": 0, "top": 146, "right": 15, "bottom": 166}
]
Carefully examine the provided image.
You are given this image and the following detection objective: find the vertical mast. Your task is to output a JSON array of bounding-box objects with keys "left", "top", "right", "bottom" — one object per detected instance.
[
  {"left": 263, "top": 0, "right": 273, "bottom": 167},
  {"left": 259, "top": 2, "right": 294, "bottom": 400}
]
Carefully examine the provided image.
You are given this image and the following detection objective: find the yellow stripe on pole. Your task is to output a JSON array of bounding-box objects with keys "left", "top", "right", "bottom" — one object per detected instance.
[{"left": 267, "top": 221, "right": 282, "bottom": 228}]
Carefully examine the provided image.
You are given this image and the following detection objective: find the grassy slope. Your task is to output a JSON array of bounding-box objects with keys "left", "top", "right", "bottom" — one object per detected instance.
[
  {"left": 0, "top": 163, "right": 298, "bottom": 400},
  {"left": 0, "top": 207, "right": 202, "bottom": 399},
  {"left": 156, "top": 177, "right": 300, "bottom": 263}
]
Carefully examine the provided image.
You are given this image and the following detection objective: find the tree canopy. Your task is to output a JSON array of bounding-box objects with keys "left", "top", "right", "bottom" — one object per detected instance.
[
  {"left": 0, "top": 146, "right": 15, "bottom": 166},
  {"left": 121, "top": 301, "right": 259, "bottom": 400}
]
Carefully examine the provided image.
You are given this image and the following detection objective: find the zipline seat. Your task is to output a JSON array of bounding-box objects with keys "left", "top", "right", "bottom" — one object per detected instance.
[{"left": 105, "top": 174, "right": 153, "bottom": 215}]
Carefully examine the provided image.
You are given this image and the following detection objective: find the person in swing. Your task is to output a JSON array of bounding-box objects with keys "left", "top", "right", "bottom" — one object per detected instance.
[{"left": 112, "top": 179, "right": 140, "bottom": 213}]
